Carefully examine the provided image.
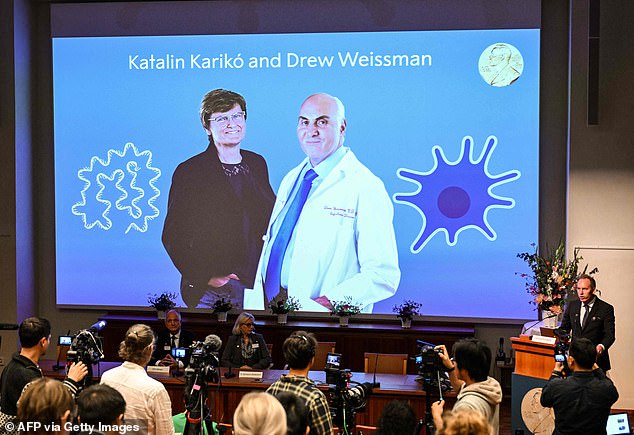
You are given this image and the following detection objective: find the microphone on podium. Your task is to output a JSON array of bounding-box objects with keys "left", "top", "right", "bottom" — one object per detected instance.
[{"left": 372, "top": 353, "right": 381, "bottom": 389}]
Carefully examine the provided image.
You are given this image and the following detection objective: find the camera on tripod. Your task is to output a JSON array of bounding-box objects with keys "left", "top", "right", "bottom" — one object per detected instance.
[
  {"left": 324, "top": 353, "right": 373, "bottom": 433},
  {"left": 186, "top": 339, "right": 220, "bottom": 384},
  {"left": 66, "top": 321, "right": 106, "bottom": 367}
]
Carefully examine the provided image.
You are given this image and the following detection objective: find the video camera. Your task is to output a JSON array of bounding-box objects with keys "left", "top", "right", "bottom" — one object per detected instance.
[
  {"left": 553, "top": 329, "right": 572, "bottom": 376},
  {"left": 324, "top": 353, "right": 373, "bottom": 433},
  {"left": 186, "top": 336, "right": 221, "bottom": 384},
  {"left": 66, "top": 321, "right": 106, "bottom": 367},
  {"left": 414, "top": 341, "right": 451, "bottom": 394}
]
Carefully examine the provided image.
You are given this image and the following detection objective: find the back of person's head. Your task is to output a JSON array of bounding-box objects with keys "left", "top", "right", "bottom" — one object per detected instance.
[
  {"left": 275, "top": 392, "right": 309, "bottom": 435},
  {"left": 233, "top": 392, "right": 287, "bottom": 435},
  {"left": 19, "top": 317, "right": 51, "bottom": 348},
  {"left": 569, "top": 337, "right": 597, "bottom": 370},
  {"left": 377, "top": 400, "right": 418, "bottom": 435},
  {"left": 118, "top": 324, "right": 155, "bottom": 365},
  {"left": 77, "top": 384, "right": 126, "bottom": 426},
  {"left": 437, "top": 409, "right": 493, "bottom": 435},
  {"left": 17, "top": 377, "right": 73, "bottom": 434},
  {"left": 452, "top": 338, "right": 491, "bottom": 382},
  {"left": 282, "top": 331, "right": 317, "bottom": 370}
]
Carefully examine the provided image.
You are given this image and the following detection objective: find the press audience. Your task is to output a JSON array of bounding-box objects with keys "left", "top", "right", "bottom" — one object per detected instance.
[
  {"left": 100, "top": 324, "right": 174, "bottom": 435},
  {"left": 540, "top": 337, "right": 618, "bottom": 435},
  {"left": 437, "top": 409, "right": 493, "bottom": 435},
  {"left": 275, "top": 392, "right": 310, "bottom": 435},
  {"left": 16, "top": 377, "right": 74, "bottom": 435},
  {"left": 0, "top": 317, "right": 87, "bottom": 433},
  {"left": 76, "top": 384, "right": 126, "bottom": 435},
  {"left": 233, "top": 392, "right": 286, "bottom": 435},
  {"left": 376, "top": 400, "right": 418, "bottom": 435},
  {"left": 266, "top": 331, "right": 334, "bottom": 435}
]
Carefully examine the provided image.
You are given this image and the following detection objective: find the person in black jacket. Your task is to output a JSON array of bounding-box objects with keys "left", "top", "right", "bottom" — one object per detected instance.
[
  {"left": 0, "top": 317, "right": 87, "bottom": 433},
  {"left": 540, "top": 338, "right": 618, "bottom": 435},
  {"left": 162, "top": 89, "right": 275, "bottom": 308},
  {"left": 150, "top": 310, "right": 196, "bottom": 367},
  {"left": 558, "top": 274, "right": 615, "bottom": 371},
  {"left": 221, "top": 312, "right": 271, "bottom": 369}
]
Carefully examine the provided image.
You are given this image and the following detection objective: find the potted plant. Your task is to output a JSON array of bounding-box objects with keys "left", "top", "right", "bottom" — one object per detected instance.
[
  {"left": 330, "top": 297, "right": 362, "bottom": 327},
  {"left": 211, "top": 297, "right": 233, "bottom": 322},
  {"left": 517, "top": 240, "right": 598, "bottom": 328},
  {"left": 393, "top": 300, "right": 422, "bottom": 328},
  {"left": 147, "top": 292, "right": 177, "bottom": 319},
  {"left": 269, "top": 297, "right": 302, "bottom": 324}
]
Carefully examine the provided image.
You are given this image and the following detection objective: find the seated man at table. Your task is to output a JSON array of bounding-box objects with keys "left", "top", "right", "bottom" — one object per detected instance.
[
  {"left": 266, "top": 331, "right": 334, "bottom": 435},
  {"left": 150, "top": 309, "right": 195, "bottom": 368}
]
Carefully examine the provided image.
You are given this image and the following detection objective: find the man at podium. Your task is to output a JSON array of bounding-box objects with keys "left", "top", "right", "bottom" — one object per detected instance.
[{"left": 557, "top": 274, "right": 615, "bottom": 372}]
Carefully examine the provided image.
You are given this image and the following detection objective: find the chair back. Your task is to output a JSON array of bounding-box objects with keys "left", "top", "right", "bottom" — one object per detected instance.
[{"left": 363, "top": 352, "right": 408, "bottom": 375}]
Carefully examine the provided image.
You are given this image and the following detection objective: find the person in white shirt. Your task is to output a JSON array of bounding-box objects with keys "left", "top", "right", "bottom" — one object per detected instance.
[
  {"left": 101, "top": 324, "right": 174, "bottom": 435},
  {"left": 245, "top": 93, "right": 400, "bottom": 313}
]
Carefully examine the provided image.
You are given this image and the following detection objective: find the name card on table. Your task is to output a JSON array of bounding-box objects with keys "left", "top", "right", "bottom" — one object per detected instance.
[
  {"left": 239, "top": 370, "right": 263, "bottom": 381},
  {"left": 147, "top": 366, "right": 171, "bottom": 375},
  {"left": 531, "top": 335, "right": 556, "bottom": 345}
]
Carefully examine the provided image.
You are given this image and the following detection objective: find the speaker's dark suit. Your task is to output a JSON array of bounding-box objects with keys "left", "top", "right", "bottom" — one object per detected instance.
[
  {"left": 559, "top": 297, "right": 615, "bottom": 371},
  {"left": 150, "top": 329, "right": 196, "bottom": 366}
]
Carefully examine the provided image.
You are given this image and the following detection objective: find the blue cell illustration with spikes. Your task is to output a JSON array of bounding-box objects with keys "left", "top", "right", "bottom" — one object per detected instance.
[
  {"left": 393, "top": 135, "right": 520, "bottom": 253},
  {"left": 72, "top": 142, "right": 161, "bottom": 234}
]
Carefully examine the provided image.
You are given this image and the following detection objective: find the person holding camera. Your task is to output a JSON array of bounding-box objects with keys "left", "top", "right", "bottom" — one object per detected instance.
[
  {"left": 0, "top": 317, "right": 87, "bottom": 434},
  {"left": 266, "top": 331, "right": 334, "bottom": 435},
  {"left": 540, "top": 337, "right": 618, "bottom": 435},
  {"left": 431, "top": 338, "right": 502, "bottom": 434}
]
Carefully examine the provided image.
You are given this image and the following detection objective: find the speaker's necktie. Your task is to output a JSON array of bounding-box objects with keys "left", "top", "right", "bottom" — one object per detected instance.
[
  {"left": 171, "top": 335, "right": 176, "bottom": 349},
  {"left": 264, "top": 169, "right": 318, "bottom": 303},
  {"left": 581, "top": 304, "right": 590, "bottom": 329}
]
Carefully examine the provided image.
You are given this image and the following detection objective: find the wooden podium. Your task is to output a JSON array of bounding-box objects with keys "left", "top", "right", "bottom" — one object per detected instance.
[{"left": 511, "top": 336, "right": 556, "bottom": 380}]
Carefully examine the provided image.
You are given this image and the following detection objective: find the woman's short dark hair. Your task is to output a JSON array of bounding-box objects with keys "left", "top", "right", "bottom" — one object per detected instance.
[
  {"left": 118, "top": 324, "right": 155, "bottom": 365},
  {"left": 19, "top": 317, "right": 51, "bottom": 348},
  {"left": 377, "top": 400, "right": 417, "bottom": 435},
  {"left": 275, "top": 392, "right": 309, "bottom": 435},
  {"left": 282, "top": 331, "right": 317, "bottom": 369},
  {"left": 77, "top": 384, "right": 126, "bottom": 426},
  {"left": 199, "top": 89, "right": 247, "bottom": 134},
  {"left": 452, "top": 338, "right": 492, "bottom": 382}
]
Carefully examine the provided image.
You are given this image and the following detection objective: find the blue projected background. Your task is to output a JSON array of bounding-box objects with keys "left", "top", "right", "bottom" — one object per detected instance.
[{"left": 53, "top": 29, "right": 539, "bottom": 319}]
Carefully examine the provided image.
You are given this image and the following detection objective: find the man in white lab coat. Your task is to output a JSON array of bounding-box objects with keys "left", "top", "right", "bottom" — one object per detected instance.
[{"left": 244, "top": 93, "right": 400, "bottom": 313}]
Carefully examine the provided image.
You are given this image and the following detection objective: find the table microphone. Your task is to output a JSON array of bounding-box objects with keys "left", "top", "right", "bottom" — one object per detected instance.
[{"left": 372, "top": 353, "right": 381, "bottom": 388}]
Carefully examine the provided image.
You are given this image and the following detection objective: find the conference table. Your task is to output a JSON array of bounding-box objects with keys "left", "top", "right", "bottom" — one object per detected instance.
[{"left": 42, "top": 360, "right": 455, "bottom": 429}]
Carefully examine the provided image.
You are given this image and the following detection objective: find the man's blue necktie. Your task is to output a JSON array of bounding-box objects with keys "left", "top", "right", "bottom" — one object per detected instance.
[{"left": 264, "top": 169, "right": 318, "bottom": 303}]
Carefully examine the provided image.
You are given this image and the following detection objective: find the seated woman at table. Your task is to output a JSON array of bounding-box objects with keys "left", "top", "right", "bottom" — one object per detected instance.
[
  {"left": 100, "top": 324, "right": 174, "bottom": 435},
  {"left": 221, "top": 312, "right": 271, "bottom": 369}
]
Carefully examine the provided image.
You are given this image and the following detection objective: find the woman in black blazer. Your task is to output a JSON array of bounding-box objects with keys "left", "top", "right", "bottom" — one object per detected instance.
[{"left": 221, "top": 312, "right": 272, "bottom": 369}]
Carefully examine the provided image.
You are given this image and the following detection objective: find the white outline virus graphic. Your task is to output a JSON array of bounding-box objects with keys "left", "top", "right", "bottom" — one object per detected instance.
[
  {"left": 393, "top": 135, "right": 520, "bottom": 253},
  {"left": 71, "top": 142, "right": 161, "bottom": 233}
]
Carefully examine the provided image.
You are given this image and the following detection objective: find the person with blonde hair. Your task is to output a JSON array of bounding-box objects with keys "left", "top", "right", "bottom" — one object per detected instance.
[
  {"left": 16, "top": 377, "right": 74, "bottom": 434},
  {"left": 232, "top": 392, "right": 286, "bottom": 435},
  {"left": 221, "top": 312, "right": 271, "bottom": 369},
  {"left": 437, "top": 409, "right": 493, "bottom": 435},
  {"left": 100, "top": 324, "right": 174, "bottom": 435}
]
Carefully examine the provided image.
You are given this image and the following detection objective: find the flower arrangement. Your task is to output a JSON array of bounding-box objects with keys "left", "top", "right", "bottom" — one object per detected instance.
[
  {"left": 517, "top": 241, "right": 598, "bottom": 314},
  {"left": 269, "top": 297, "right": 302, "bottom": 314},
  {"left": 211, "top": 297, "right": 233, "bottom": 313},
  {"left": 330, "top": 297, "right": 362, "bottom": 317},
  {"left": 393, "top": 300, "right": 422, "bottom": 320},
  {"left": 147, "top": 292, "right": 177, "bottom": 312}
]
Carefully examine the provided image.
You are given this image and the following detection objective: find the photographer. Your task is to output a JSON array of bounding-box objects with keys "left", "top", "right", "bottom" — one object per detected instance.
[
  {"left": 266, "top": 331, "right": 333, "bottom": 435},
  {"left": 431, "top": 339, "right": 502, "bottom": 434},
  {"left": 0, "top": 317, "right": 87, "bottom": 434},
  {"left": 540, "top": 338, "right": 618, "bottom": 435}
]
